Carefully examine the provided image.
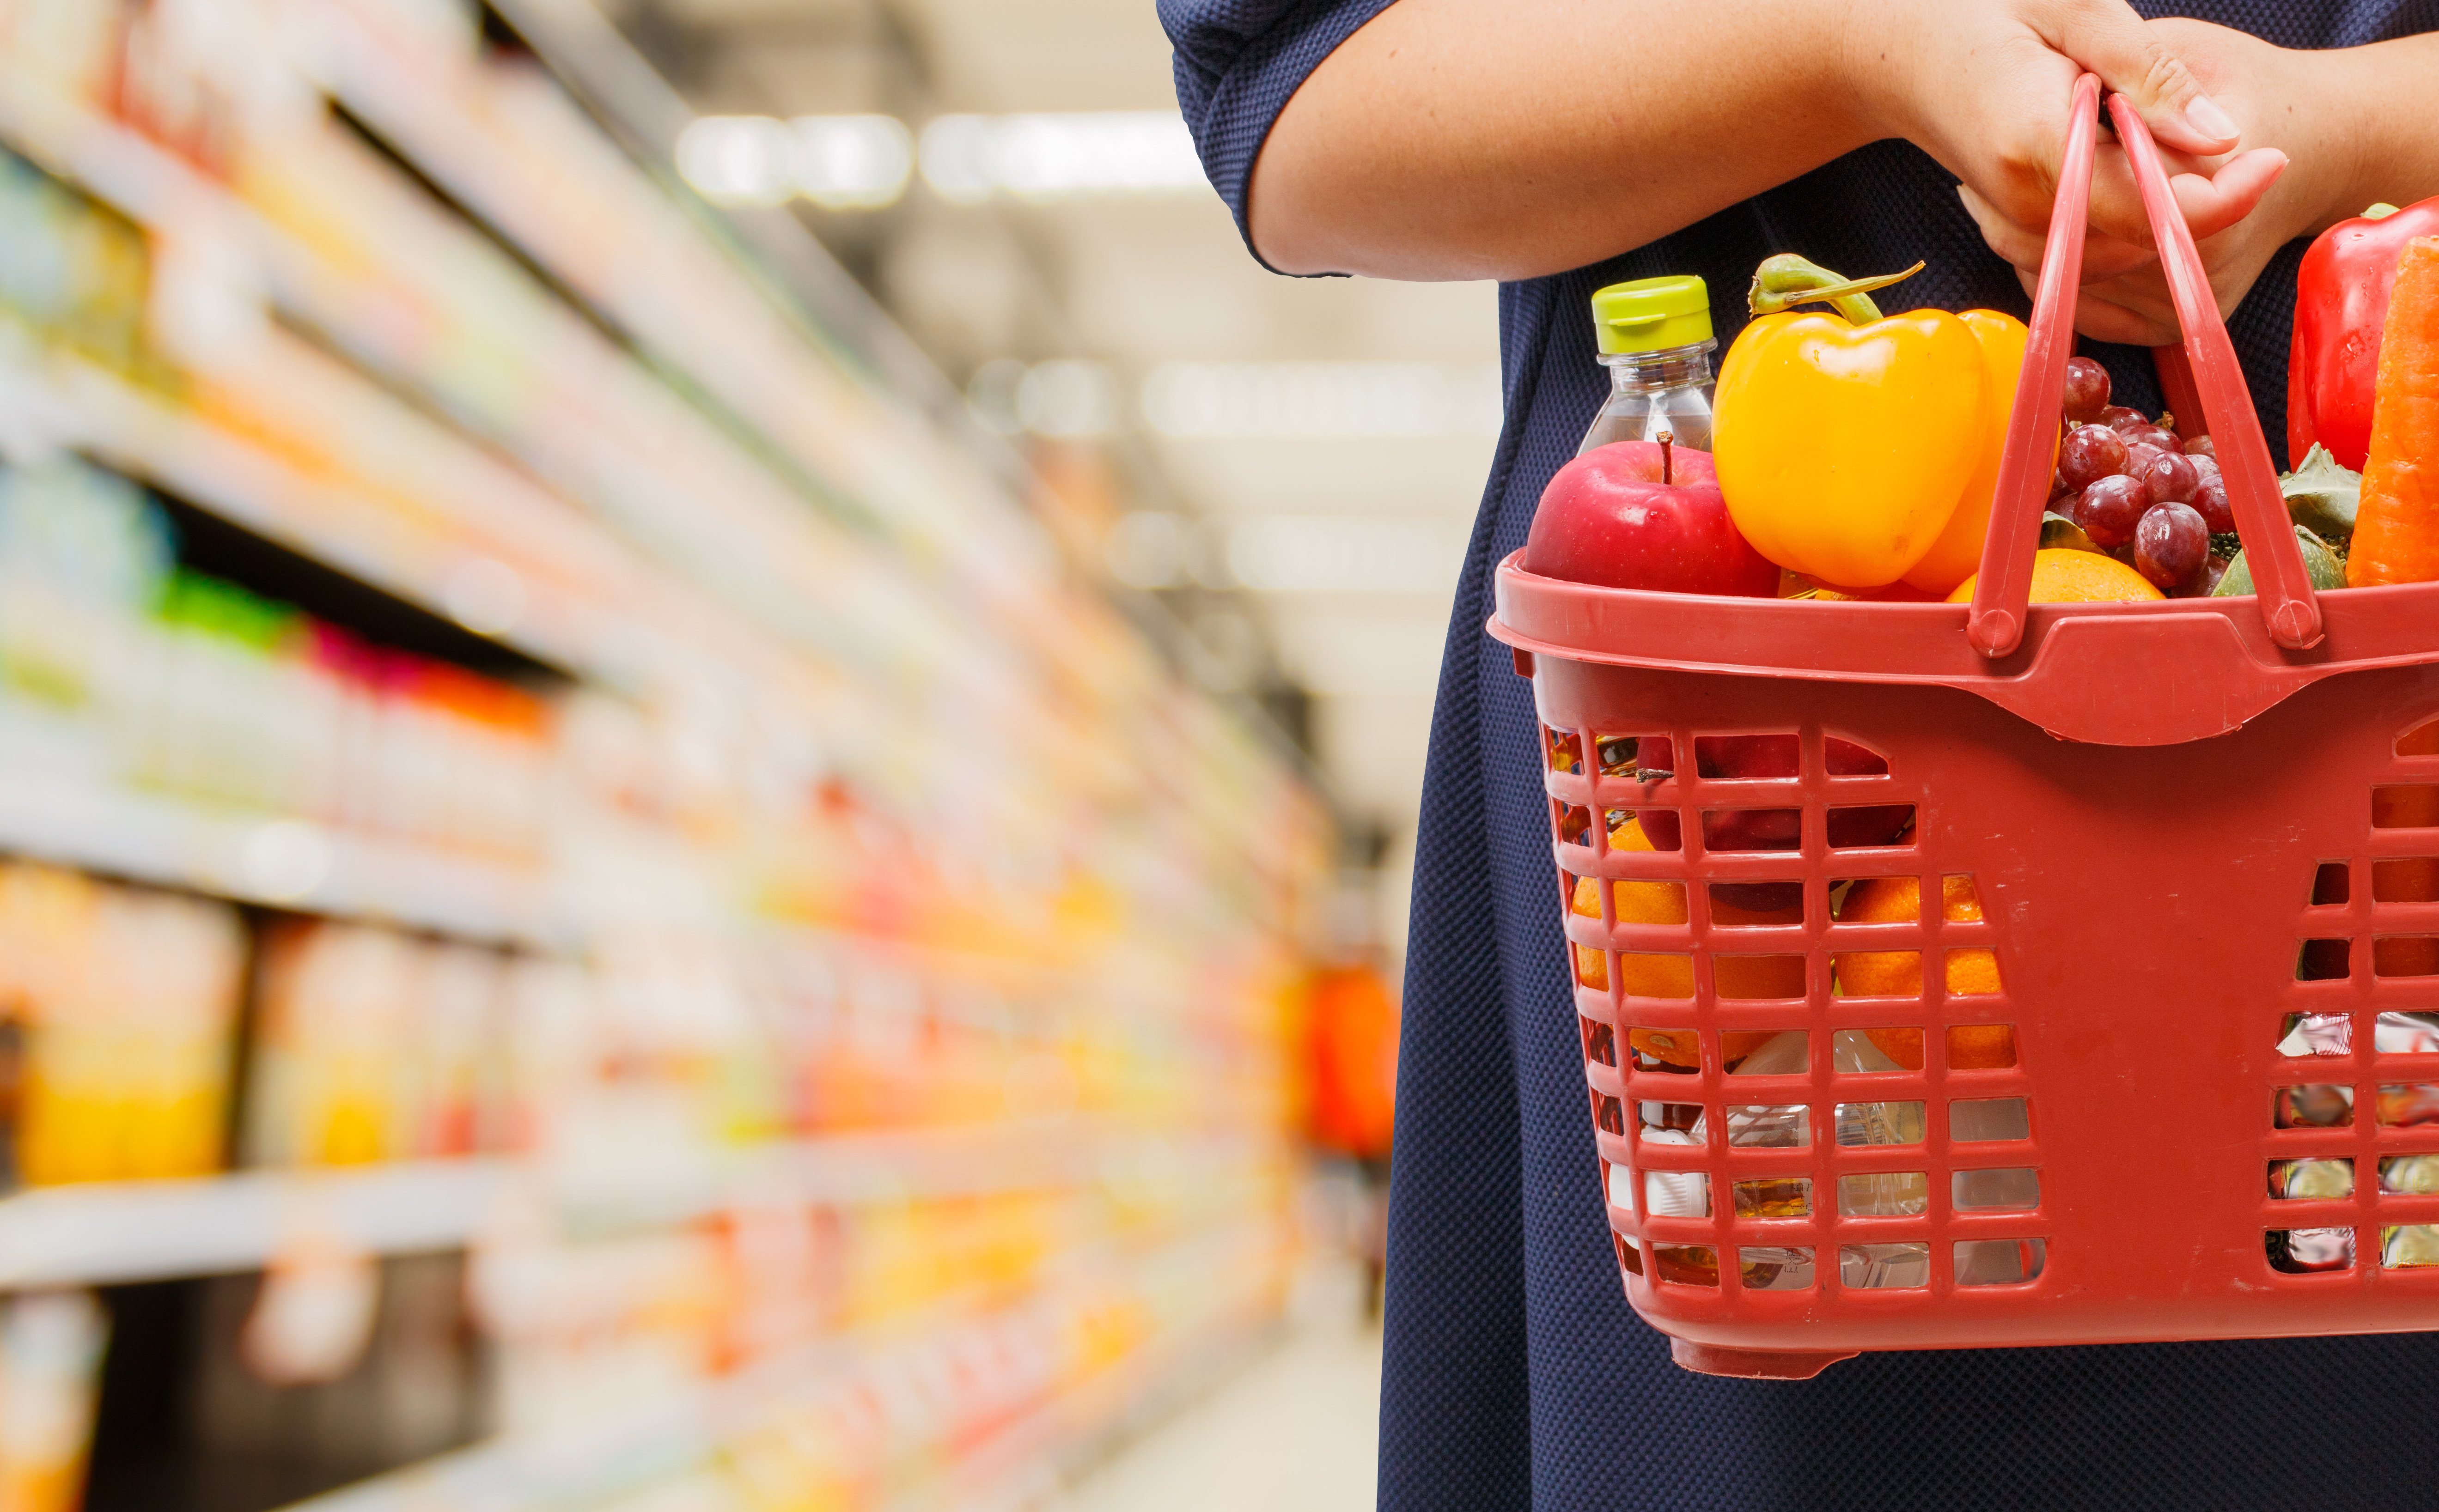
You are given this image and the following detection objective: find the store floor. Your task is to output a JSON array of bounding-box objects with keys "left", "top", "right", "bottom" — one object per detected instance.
[{"left": 1056, "top": 1300, "right": 1382, "bottom": 1511}]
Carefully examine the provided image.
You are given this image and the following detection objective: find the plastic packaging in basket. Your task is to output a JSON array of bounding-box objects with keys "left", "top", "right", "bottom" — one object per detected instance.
[{"left": 1490, "top": 78, "right": 2439, "bottom": 1379}]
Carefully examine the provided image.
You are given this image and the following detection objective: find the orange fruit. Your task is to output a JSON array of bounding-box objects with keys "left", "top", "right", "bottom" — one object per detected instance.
[
  {"left": 1862, "top": 1026, "right": 1926, "bottom": 1069},
  {"left": 1944, "top": 1023, "right": 2017, "bottom": 1069},
  {"left": 1835, "top": 877, "right": 2007, "bottom": 1064},
  {"left": 1570, "top": 818, "right": 1803, "bottom": 1065},
  {"left": 1945, "top": 547, "right": 2163, "bottom": 605},
  {"left": 1850, "top": 1023, "right": 2018, "bottom": 1069},
  {"left": 1838, "top": 876, "right": 2013, "bottom": 1070}
]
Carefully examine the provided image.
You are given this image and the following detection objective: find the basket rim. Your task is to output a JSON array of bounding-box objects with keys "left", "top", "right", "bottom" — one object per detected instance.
[{"left": 1488, "top": 552, "right": 2439, "bottom": 747}]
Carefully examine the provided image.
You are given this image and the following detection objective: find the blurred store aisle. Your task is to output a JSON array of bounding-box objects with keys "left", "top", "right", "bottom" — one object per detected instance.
[{"left": 1056, "top": 1310, "right": 1381, "bottom": 1512}]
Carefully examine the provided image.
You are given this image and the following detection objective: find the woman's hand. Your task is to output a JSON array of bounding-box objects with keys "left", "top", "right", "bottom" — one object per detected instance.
[
  {"left": 1956, "top": 18, "right": 2337, "bottom": 345},
  {"left": 1959, "top": 21, "right": 2439, "bottom": 346}
]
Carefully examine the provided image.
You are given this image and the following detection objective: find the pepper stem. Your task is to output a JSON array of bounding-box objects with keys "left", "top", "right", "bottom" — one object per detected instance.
[
  {"left": 1658, "top": 430, "right": 1674, "bottom": 486},
  {"left": 1748, "top": 254, "right": 1926, "bottom": 324}
]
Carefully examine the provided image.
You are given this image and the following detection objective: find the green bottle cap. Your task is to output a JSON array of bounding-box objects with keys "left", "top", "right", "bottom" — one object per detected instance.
[{"left": 1591, "top": 275, "right": 1713, "bottom": 355}]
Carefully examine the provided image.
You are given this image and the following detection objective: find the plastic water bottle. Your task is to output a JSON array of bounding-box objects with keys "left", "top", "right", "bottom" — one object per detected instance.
[
  {"left": 1827, "top": 1033, "right": 1930, "bottom": 1226},
  {"left": 1725, "top": 1028, "right": 1810, "bottom": 1149},
  {"left": 1579, "top": 275, "right": 1718, "bottom": 454}
]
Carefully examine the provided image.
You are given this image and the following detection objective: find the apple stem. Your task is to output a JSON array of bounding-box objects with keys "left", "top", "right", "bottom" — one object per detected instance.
[
  {"left": 1747, "top": 254, "right": 1925, "bottom": 325},
  {"left": 1658, "top": 430, "right": 1674, "bottom": 486}
]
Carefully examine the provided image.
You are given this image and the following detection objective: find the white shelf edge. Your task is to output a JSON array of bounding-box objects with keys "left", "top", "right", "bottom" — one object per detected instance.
[
  {"left": 0, "top": 1159, "right": 506, "bottom": 1289},
  {"left": 0, "top": 762, "right": 562, "bottom": 947},
  {"left": 0, "top": 1120, "right": 1253, "bottom": 1290}
]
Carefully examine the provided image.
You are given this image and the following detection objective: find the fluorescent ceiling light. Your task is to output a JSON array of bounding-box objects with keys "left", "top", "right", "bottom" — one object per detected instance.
[
  {"left": 794, "top": 115, "right": 915, "bottom": 209},
  {"left": 676, "top": 115, "right": 797, "bottom": 205},
  {"left": 676, "top": 115, "right": 913, "bottom": 210},
  {"left": 1141, "top": 362, "right": 1504, "bottom": 439},
  {"left": 920, "top": 113, "right": 1205, "bottom": 203}
]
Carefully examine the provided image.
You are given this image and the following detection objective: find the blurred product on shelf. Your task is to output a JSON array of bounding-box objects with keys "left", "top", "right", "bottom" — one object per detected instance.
[
  {"left": 1296, "top": 955, "right": 1398, "bottom": 1313},
  {"left": 0, "top": 147, "right": 156, "bottom": 387},
  {"left": 0, "top": 1291, "right": 106, "bottom": 1512},
  {"left": 0, "top": 862, "right": 244, "bottom": 1187},
  {"left": 1299, "top": 960, "right": 1399, "bottom": 1163},
  {"left": 244, "top": 921, "right": 514, "bottom": 1169},
  {"left": 239, "top": 1234, "right": 383, "bottom": 1388},
  {"left": 0, "top": 458, "right": 554, "bottom": 870}
]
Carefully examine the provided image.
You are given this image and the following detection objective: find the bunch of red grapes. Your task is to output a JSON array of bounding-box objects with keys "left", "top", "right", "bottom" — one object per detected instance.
[{"left": 2049, "top": 356, "right": 2231, "bottom": 595}]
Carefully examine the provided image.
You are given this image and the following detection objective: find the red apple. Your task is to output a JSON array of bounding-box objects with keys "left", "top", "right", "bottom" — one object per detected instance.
[{"left": 1521, "top": 440, "right": 1777, "bottom": 597}]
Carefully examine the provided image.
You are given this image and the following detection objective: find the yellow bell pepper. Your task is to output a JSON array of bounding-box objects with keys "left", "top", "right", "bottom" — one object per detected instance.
[
  {"left": 1713, "top": 257, "right": 2029, "bottom": 592},
  {"left": 1902, "top": 309, "right": 2031, "bottom": 595}
]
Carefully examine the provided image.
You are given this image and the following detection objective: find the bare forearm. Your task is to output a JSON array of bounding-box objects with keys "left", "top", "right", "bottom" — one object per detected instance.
[{"left": 1248, "top": 0, "right": 1877, "bottom": 280}]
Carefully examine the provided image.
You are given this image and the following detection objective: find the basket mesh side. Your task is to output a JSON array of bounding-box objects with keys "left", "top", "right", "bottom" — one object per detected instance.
[
  {"left": 2263, "top": 716, "right": 2439, "bottom": 1277},
  {"left": 1542, "top": 721, "right": 2047, "bottom": 1306}
]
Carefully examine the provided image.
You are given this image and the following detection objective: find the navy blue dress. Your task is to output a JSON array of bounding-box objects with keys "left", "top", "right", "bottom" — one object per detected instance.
[{"left": 1162, "top": 3, "right": 2439, "bottom": 1506}]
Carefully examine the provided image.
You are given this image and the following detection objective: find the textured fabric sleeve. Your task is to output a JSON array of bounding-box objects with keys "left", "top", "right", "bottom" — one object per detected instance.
[{"left": 1156, "top": 0, "right": 1399, "bottom": 271}]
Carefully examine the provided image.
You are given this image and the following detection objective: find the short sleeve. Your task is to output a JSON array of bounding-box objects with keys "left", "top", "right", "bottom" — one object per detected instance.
[{"left": 1157, "top": 0, "right": 1399, "bottom": 272}]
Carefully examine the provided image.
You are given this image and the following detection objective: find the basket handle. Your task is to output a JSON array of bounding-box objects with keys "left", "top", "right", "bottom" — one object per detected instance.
[{"left": 1967, "top": 78, "right": 2323, "bottom": 656}]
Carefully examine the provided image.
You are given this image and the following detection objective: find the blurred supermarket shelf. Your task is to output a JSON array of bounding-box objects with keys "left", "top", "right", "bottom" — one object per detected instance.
[
  {"left": 0, "top": 1120, "right": 1247, "bottom": 1290},
  {"left": 275, "top": 1216, "right": 1285, "bottom": 1512},
  {"left": 0, "top": 767, "right": 559, "bottom": 947}
]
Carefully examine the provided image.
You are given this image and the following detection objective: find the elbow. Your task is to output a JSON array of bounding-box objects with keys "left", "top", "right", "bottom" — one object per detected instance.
[
  {"left": 1245, "top": 134, "right": 1358, "bottom": 277},
  {"left": 1240, "top": 9, "right": 1512, "bottom": 281},
  {"left": 1244, "top": 95, "right": 1538, "bottom": 283},
  {"left": 1245, "top": 72, "right": 1455, "bottom": 278},
  {"left": 1246, "top": 127, "right": 1491, "bottom": 281}
]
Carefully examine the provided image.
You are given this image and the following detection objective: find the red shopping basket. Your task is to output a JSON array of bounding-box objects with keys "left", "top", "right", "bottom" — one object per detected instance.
[{"left": 1491, "top": 78, "right": 2439, "bottom": 1380}]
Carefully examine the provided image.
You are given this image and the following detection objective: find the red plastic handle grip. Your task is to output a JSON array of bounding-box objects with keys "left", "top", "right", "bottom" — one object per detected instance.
[
  {"left": 1969, "top": 79, "right": 2323, "bottom": 656},
  {"left": 2110, "top": 93, "right": 2322, "bottom": 650},
  {"left": 1968, "top": 73, "right": 2101, "bottom": 657}
]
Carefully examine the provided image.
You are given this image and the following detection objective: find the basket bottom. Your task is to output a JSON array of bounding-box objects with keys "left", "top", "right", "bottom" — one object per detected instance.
[{"left": 1669, "top": 1338, "right": 1859, "bottom": 1381}]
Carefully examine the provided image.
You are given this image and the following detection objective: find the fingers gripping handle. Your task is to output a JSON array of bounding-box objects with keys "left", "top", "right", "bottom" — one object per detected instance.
[
  {"left": 1969, "top": 79, "right": 2323, "bottom": 656},
  {"left": 1968, "top": 73, "right": 2101, "bottom": 658},
  {"left": 2108, "top": 93, "right": 2323, "bottom": 650}
]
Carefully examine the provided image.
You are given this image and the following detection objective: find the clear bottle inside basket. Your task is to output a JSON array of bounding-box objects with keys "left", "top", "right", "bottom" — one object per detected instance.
[
  {"left": 1826, "top": 1033, "right": 1929, "bottom": 1228},
  {"left": 1726, "top": 1028, "right": 1811, "bottom": 1148},
  {"left": 1579, "top": 275, "right": 1718, "bottom": 454}
]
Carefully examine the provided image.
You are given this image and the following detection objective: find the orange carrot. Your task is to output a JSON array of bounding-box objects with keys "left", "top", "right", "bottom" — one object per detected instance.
[{"left": 2349, "top": 236, "right": 2439, "bottom": 585}]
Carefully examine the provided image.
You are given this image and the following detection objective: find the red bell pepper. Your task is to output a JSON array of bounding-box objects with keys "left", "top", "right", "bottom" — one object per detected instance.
[{"left": 2291, "top": 196, "right": 2439, "bottom": 471}]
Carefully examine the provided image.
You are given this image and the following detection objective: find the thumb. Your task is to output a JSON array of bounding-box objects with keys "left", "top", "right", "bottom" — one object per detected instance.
[{"left": 2051, "top": 0, "right": 2241, "bottom": 155}]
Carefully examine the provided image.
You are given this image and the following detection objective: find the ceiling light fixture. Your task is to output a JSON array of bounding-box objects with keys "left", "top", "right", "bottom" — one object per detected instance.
[
  {"left": 920, "top": 113, "right": 1206, "bottom": 203},
  {"left": 676, "top": 115, "right": 914, "bottom": 210}
]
